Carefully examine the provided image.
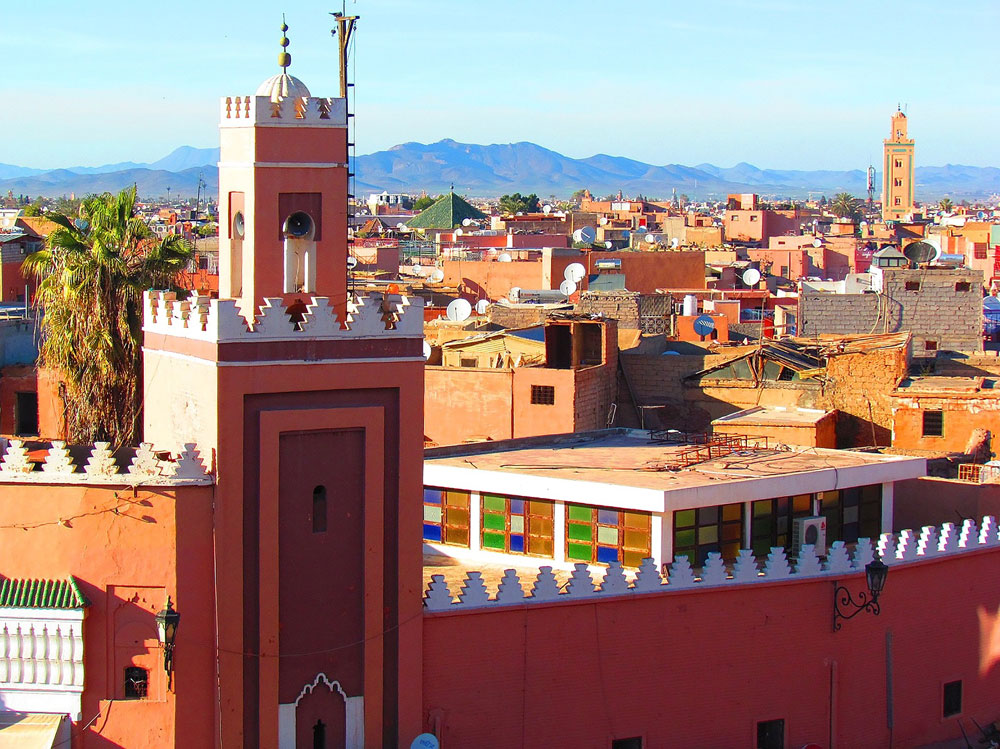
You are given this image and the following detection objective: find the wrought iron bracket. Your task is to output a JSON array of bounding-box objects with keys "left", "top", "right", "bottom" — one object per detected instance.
[{"left": 833, "top": 581, "right": 881, "bottom": 631}]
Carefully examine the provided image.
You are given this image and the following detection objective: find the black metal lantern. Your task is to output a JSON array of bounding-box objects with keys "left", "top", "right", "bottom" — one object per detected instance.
[
  {"left": 833, "top": 558, "right": 889, "bottom": 631},
  {"left": 155, "top": 597, "right": 181, "bottom": 689}
]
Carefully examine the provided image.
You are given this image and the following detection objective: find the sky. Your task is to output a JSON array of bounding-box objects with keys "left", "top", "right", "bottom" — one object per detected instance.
[{"left": 4, "top": 0, "right": 999, "bottom": 171}]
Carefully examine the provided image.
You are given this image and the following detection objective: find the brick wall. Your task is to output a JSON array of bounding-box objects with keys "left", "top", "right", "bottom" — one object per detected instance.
[
  {"left": 577, "top": 291, "right": 671, "bottom": 333},
  {"left": 488, "top": 305, "right": 551, "bottom": 329}
]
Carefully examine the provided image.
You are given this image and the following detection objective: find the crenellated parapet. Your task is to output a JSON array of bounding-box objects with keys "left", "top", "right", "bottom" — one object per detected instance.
[
  {"left": 143, "top": 291, "right": 423, "bottom": 344},
  {"left": 221, "top": 95, "right": 347, "bottom": 127},
  {"left": 0, "top": 440, "right": 211, "bottom": 486},
  {"left": 425, "top": 516, "right": 1000, "bottom": 611}
]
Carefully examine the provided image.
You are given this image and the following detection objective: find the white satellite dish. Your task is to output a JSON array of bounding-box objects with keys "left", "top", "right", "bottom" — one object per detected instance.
[
  {"left": 411, "top": 264, "right": 425, "bottom": 276},
  {"left": 670, "top": 237, "right": 680, "bottom": 248},
  {"left": 475, "top": 299, "right": 490, "bottom": 315},
  {"left": 645, "top": 234, "right": 657, "bottom": 244},
  {"left": 497, "top": 253, "right": 513, "bottom": 263},
  {"left": 812, "top": 238, "right": 823, "bottom": 248},
  {"left": 422, "top": 341, "right": 432, "bottom": 360},
  {"left": 599, "top": 217, "right": 609, "bottom": 226},
  {"left": 564, "top": 262, "right": 586, "bottom": 283},
  {"left": 446, "top": 298, "right": 472, "bottom": 322},
  {"left": 429, "top": 268, "right": 445, "bottom": 283},
  {"left": 455, "top": 227, "right": 463, "bottom": 237},
  {"left": 742, "top": 268, "right": 762, "bottom": 286},
  {"left": 508, "top": 287, "right": 521, "bottom": 302},
  {"left": 346, "top": 256, "right": 358, "bottom": 270},
  {"left": 462, "top": 218, "right": 473, "bottom": 227},
  {"left": 542, "top": 204, "right": 552, "bottom": 214},
  {"left": 604, "top": 241, "right": 613, "bottom": 249},
  {"left": 580, "top": 226, "right": 597, "bottom": 243},
  {"left": 559, "top": 279, "right": 577, "bottom": 296}
]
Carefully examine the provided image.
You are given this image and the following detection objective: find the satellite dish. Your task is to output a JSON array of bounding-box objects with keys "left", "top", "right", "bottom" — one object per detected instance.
[
  {"left": 903, "top": 241, "right": 939, "bottom": 264},
  {"left": 693, "top": 314, "right": 716, "bottom": 337},
  {"left": 429, "top": 268, "right": 445, "bottom": 283},
  {"left": 422, "top": 341, "right": 432, "bottom": 361},
  {"left": 411, "top": 734, "right": 440, "bottom": 749},
  {"left": 670, "top": 237, "right": 680, "bottom": 248},
  {"left": 446, "top": 298, "right": 472, "bottom": 322},
  {"left": 411, "top": 264, "right": 424, "bottom": 276},
  {"left": 346, "top": 256, "right": 358, "bottom": 270},
  {"left": 497, "top": 253, "right": 513, "bottom": 263},
  {"left": 580, "top": 226, "right": 597, "bottom": 243},
  {"left": 559, "top": 279, "right": 577, "bottom": 296},
  {"left": 475, "top": 299, "right": 490, "bottom": 314},
  {"left": 455, "top": 227, "right": 463, "bottom": 237},
  {"left": 508, "top": 287, "right": 521, "bottom": 302},
  {"left": 599, "top": 217, "right": 609, "bottom": 226},
  {"left": 742, "top": 268, "right": 762, "bottom": 286},
  {"left": 543, "top": 205, "right": 552, "bottom": 214},
  {"left": 564, "top": 262, "right": 586, "bottom": 283},
  {"left": 645, "top": 234, "right": 657, "bottom": 244},
  {"left": 604, "top": 241, "right": 613, "bottom": 249},
  {"left": 812, "top": 238, "right": 823, "bottom": 248},
  {"left": 462, "top": 218, "right": 473, "bottom": 227}
]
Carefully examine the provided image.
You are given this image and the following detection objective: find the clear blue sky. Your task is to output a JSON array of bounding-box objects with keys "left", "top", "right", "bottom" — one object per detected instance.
[{"left": 4, "top": 0, "right": 998, "bottom": 170}]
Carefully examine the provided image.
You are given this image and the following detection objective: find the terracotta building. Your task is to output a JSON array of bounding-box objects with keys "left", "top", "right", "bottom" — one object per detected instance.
[{"left": 882, "top": 108, "right": 916, "bottom": 222}]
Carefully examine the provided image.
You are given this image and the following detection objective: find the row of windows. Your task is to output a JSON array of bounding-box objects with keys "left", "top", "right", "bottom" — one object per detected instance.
[
  {"left": 423, "top": 489, "right": 652, "bottom": 566},
  {"left": 903, "top": 281, "right": 972, "bottom": 293}
]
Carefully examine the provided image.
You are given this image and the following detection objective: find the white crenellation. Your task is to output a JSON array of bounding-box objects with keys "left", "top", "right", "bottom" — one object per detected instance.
[
  {"left": 853, "top": 538, "right": 875, "bottom": 568},
  {"left": 824, "top": 541, "right": 853, "bottom": 573},
  {"left": 423, "top": 575, "right": 453, "bottom": 611},
  {"left": 457, "top": 572, "right": 490, "bottom": 607},
  {"left": 84, "top": 443, "right": 118, "bottom": 478},
  {"left": 917, "top": 526, "right": 939, "bottom": 557},
  {"left": 980, "top": 516, "right": 999, "bottom": 547},
  {"left": 895, "top": 529, "right": 918, "bottom": 561},
  {"left": 959, "top": 518, "right": 978, "bottom": 549},
  {"left": 732, "top": 549, "right": 760, "bottom": 582},
  {"left": 598, "top": 562, "right": 629, "bottom": 595},
  {"left": 529, "top": 567, "right": 561, "bottom": 601},
  {"left": 763, "top": 547, "right": 791, "bottom": 579},
  {"left": 794, "top": 545, "right": 823, "bottom": 576},
  {"left": 939, "top": 523, "right": 959, "bottom": 553},
  {"left": 128, "top": 443, "right": 162, "bottom": 479},
  {"left": 495, "top": 570, "right": 525, "bottom": 604},
  {"left": 41, "top": 442, "right": 75, "bottom": 474},
  {"left": 143, "top": 290, "right": 423, "bottom": 344},
  {"left": 564, "top": 564, "right": 596, "bottom": 598},
  {"left": 220, "top": 95, "right": 347, "bottom": 126},
  {"left": 1, "top": 440, "right": 34, "bottom": 474},
  {"left": 700, "top": 552, "right": 728, "bottom": 585},
  {"left": 876, "top": 533, "right": 895, "bottom": 563},
  {"left": 634, "top": 557, "right": 666, "bottom": 592}
]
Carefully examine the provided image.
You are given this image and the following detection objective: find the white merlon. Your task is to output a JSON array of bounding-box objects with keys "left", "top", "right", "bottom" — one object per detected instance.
[
  {"left": 144, "top": 291, "right": 423, "bottom": 344},
  {"left": 423, "top": 516, "right": 1000, "bottom": 612},
  {"left": 220, "top": 95, "right": 347, "bottom": 127}
]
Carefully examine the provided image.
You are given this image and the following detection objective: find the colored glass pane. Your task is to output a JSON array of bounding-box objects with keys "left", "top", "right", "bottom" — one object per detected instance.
[
  {"left": 423, "top": 488, "right": 443, "bottom": 504},
  {"left": 675, "top": 529, "right": 696, "bottom": 548},
  {"left": 623, "top": 550, "right": 645, "bottom": 568},
  {"left": 567, "top": 542, "right": 592, "bottom": 561},
  {"left": 510, "top": 499, "right": 525, "bottom": 514},
  {"left": 447, "top": 508, "right": 470, "bottom": 527},
  {"left": 510, "top": 535, "right": 525, "bottom": 553},
  {"left": 568, "top": 505, "right": 592, "bottom": 522},
  {"left": 793, "top": 494, "right": 812, "bottom": 513},
  {"left": 529, "top": 517, "right": 553, "bottom": 536},
  {"left": 722, "top": 523, "right": 741, "bottom": 542},
  {"left": 753, "top": 501, "right": 771, "bottom": 517},
  {"left": 597, "top": 526, "right": 619, "bottom": 545},
  {"left": 624, "top": 529, "right": 649, "bottom": 549},
  {"left": 675, "top": 509, "right": 695, "bottom": 528},
  {"left": 444, "top": 526, "right": 470, "bottom": 546},
  {"left": 597, "top": 546, "right": 619, "bottom": 563},
  {"left": 568, "top": 523, "right": 592, "bottom": 542},
  {"left": 527, "top": 537, "right": 553, "bottom": 556},
  {"left": 623, "top": 512, "right": 649, "bottom": 529},
  {"left": 423, "top": 524, "right": 442, "bottom": 542},
  {"left": 528, "top": 501, "right": 553, "bottom": 516},
  {"left": 754, "top": 517, "right": 773, "bottom": 536},
  {"left": 423, "top": 505, "right": 442, "bottom": 523},
  {"left": 697, "top": 526, "right": 719, "bottom": 544},
  {"left": 483, "top": 513, "right": 506, "bottom": 531},
  {"left": 722, "top": 541, "right": 741, "bottom": 560},
  {"left": 445, "top": 491, "right": 469, "bottom": 507},
  {"left": 483, "top": 532, "right": 506, "bottom": 550},
  {"left": 698, "top": 506, "right": 718, "bottom": 525},
  {"left": 843, "top": 506, "right": 859, "bottom": 524},
  {"left": 483, "top": 494, "right": 506, "bottom": 512},
  {"left": 722, "top": 503, "right": 742, "bottom": 521},
  {"left": 510, "top": 515, "right": 524, "bottom": 534},
  {"left": 597, "top": 509, "right": 619, "bottom": 525}
]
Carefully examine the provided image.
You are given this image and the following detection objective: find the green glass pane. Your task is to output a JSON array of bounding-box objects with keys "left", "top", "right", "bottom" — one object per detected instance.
[
  {"left": 675, "top": 529, "right": 696, "bottom": 548},
  {"left": 423, "top": 505, "right": 442, "bottom": 523},
  {"left": 698, "top": 526, "right": 719, "bottom": 544},
  {"left": 597, "top": 526, "right": 619, "bottom": 545},
  {"left": 483, "top": 513, "right": 506, "bottom": 530},
  {"left": 753, "top": 500, "right": 772, "bottom": 517},
  {"left": 753, "top": 517, "right": 773, "bottom": 536},
  {"left": 483, "top": 532, "right": 506, "bottom": 550},
  {"left": 510, "top": 515, "right": 524, "bottom": 534},
  {"left": 568, "top": 505, "right": 592, "bottom": 522},
  {"left": 675, "top": 509, "right": 696, "bottom": 528},
  {"left": 568, "top": 523, "right": 592, "bottom": 541},
  {"left": 567, "top": 542, "right": 592, "bottom": 561},
  {"left": 483, "top": 494, "right": 506, "bottom": 512}
]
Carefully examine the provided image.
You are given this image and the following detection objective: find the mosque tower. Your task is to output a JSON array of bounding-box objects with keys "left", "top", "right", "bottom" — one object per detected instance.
[{"left": 881, "top": 108, "right": 915, "bottom": 222}]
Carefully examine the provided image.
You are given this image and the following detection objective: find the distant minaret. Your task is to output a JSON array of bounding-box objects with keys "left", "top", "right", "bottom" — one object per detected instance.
[{"left": 881, "top": 108, "right": 915, "bottom": 222}]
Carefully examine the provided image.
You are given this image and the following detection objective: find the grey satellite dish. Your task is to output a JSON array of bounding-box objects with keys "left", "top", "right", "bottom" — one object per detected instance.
[
  {"left": 429, "top": 268, "right": 445, "bottom": 283},
  {"left": 446, "top": 298, "right": 472, "bottom": 322},
  {"left": 497, "top": 253, "right": 513, "bottom": 263},
  {"left": 475, "top": 299, "right": 490, "bottom": 315},
  {"left": 559, "top": 279, "right": 577, "bottom": 296},
  {"left": 579, "top": 226, "right": 597, "bottom": 243},
  {"left": 346, "top": 256, "right": 358, "bottom": 270},
  {"left": 564, "top": 262, "right": 586, "bottom": 283},
  {"left": 742, "top": 268, "right": 762, "bottom": 286},
  {"left": 422, "top": 341, "right": 432, "bottom": 360},
  {"left": 903, "top": 241, "right": 939, "bottom": 264},
  {"left": 508, "top": 287, "right": 521, "bottom": 302}
]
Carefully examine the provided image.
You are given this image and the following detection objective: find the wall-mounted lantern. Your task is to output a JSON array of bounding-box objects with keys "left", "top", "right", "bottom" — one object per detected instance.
[
  {"left": 833, "top": 558, "right": 888, "bottom": 631},
  {"left": 155, "top": 596, "right": 181, "bottom": 690}
]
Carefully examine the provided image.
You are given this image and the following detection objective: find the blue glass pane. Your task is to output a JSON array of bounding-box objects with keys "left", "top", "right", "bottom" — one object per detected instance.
[
  {"left": 510, "top": 499, "right": 524, "bottom": 515},
  {"left": 597, "top": 546, "right": 619, "bottom": 563},
  {"left": 597, "top": 509, "right": 618, "bottom": 525},
  {"left": 423, "top": 524, "right": 442, "bottom": 542},
  {"left": 423, "top": 488, "right": 443, "bottom": 504},
  {"left": 510, "top": 535, "right": 525, "bottom": 553}
]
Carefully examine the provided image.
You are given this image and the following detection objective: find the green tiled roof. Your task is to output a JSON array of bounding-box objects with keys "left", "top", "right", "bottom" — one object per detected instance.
[
  {"left": 0, "top": 577, "right": 89, "bottom": 609},
  {"left": 407, "top": 191, "right": 486, "bottom": 230}
]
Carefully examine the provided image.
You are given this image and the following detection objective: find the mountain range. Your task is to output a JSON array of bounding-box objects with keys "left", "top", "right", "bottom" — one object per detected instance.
[{"left": 3, "top": 142, "right": 998, "bottom": 201}]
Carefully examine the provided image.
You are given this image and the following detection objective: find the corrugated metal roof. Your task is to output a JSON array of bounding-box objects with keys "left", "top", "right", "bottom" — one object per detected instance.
[{"left": 0, "top": 577, "right": 89, "bottom": 609}]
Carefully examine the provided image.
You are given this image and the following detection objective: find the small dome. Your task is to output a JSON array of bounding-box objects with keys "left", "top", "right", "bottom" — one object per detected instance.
[{"left": 255, "top": 73, "right": 311, "bottom": 103}]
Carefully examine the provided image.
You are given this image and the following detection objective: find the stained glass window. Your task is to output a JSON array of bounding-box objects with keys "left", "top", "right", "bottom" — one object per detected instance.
[
  {"left": 565, "top": 504, "right": 651, "bottom": 567},
  {"left": 750, "top": 494, "right": 813, "bottom": 556},
  {"left": 423, "top": 487, "right": 471, "bottom": 547},
  {"left": 674, "top": 503, "right": 743, "bottom": 566},
  {"left": 481, "top": 494, "right": 554, "bottom": 557}
]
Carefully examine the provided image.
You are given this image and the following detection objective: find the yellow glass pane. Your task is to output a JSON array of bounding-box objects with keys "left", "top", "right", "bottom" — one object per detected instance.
[
  {"left": 622, "top": 550, "right": 645, "bottom": 568},
  {"left": 792, "top": 494, "right": 812, "bottom": 513},
  {"left": 623, "top": 511, "right": 650, "bottom": 530},
  {"left": 527, "top": 537, "right": 554, "bottom": 557},
  {"left": 722, "top": 503, "right": 742, "bottom": 521},
  {"left": 624, "top": 529, "right": 649, "bottom": 551},
  {"left": 447, "top": 508, "right": 469, "bottom": 528},
  {"left": 444, "top": 526, "right": 470, "bottom": 546},
  {"left": 445, "top": 490, "right": 470, "bottom": 508},
  {"left": 529, "top": 517, "right": 553, "bottom": 537},
  {"left": 528, "top": 500, "right": 554, "bottom": 517}
]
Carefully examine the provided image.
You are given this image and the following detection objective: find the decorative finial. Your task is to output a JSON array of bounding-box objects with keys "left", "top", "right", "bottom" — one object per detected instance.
[{"left": 279, "top": 16, "right": 291, "bottom": 70}]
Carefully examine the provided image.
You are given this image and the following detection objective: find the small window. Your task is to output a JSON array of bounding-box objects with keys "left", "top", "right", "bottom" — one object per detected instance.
[
  {"left": 922, "top": 410, "right": 944, "bottom": 437},
  {"left": 459, "top": 357, "right": 478, "bottom": 368},
  {"left": 905, "top": 281, "right": 920, "bottom": 291},
  {"left": 313, "top": 719, "right": 326, "bottom": 749},
  {"left": 531, "top": 385, "right": 555, "bottom": 405},
  {"left": 943, "top": 680, "right": 962, "bottom": 718},
  {"left": 895, "top": 159, "right": 903, "bottom": 168},
  {"left": 731, "top": 215, "right": 739, "bottom": 221},
  {"left": 14, "top": 391, "right": 38, "bottom": 436},
  {"left": 894, "top": 178, "right": 902, "bottom": 187},
  {"left": 611, "top": 739, "right": 643, "bottom": 749},
  {"left": 124, "top": 666, "right": 149, "bottom": 699},
  {"left": 756, "top": 718, "right": 785, "bottom": 749},
  {"left": 924, "top": 340, "right": 938, "bottom": 351},
  {"left": 974, "top": 247, "right": 988, "bottom": 259},
  {"left": 895, "top": 197, "right": 902, "bottom": 206},
  {"left": 749, "top": 215, "right": 758, "bottom": 222},
  {"left": 955, "top": 282, "right": 971, "bottom": 292},
  {"left": 312, "top": 485, "right": 327, "bottom": 533}
]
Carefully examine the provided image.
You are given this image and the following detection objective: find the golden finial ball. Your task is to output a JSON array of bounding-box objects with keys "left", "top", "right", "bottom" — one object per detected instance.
[
  {"left": 280, "top": 36, "right": 289, "bottom": 48},
  {"left": 281, "top": 23, "right": 288, "bottom": 32}
]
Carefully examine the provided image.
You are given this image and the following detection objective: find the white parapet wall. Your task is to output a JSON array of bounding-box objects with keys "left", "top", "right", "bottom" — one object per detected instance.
[
  {"left": 220, "top": 94, "right": 347, "bottom": 128},
  {"left": 424, "top": 516, "right": 999, "bottom": 611}
]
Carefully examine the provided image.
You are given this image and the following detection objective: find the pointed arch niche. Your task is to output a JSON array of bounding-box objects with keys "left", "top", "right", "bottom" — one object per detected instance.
[{"left": 278, "top": 673, "right": 363, "bottom": 749}]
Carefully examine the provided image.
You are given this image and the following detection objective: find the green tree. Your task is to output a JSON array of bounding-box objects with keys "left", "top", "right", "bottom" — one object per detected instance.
[
  {"left": 24, "top": 186, "right": 192, "bottom": 445},
  {"left": 195, "top": 222, "right": 218, "bottom": 238},
  {"left": 412, "top": 195, "right": 437, "bottom": 211},
  {"left": 830, "top": 192, "right": 860, "bottom": 220},
  {"left": 23, "top": 199, "right": 44, "bottom": 217},
  {"left": 499, "top": 193, "right": 541, "bottom": 214},
  {"left": 939, "top": 197, "right": 954, "bottom": 213}
]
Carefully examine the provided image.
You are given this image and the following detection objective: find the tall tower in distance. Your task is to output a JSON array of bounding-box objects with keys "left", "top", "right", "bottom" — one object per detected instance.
[{"left": 881, "top": 107, "right": 915, "bottom": 222}]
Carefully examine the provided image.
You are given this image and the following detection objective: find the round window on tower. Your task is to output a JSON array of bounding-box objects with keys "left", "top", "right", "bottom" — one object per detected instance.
[{"left": 233, "top": 211, "right": 245, "bottom": 240}]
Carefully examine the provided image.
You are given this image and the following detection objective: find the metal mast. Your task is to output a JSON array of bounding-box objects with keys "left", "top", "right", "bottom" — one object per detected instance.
[{"left": 332, "top": 7, "right": 359, "bottom": 296}]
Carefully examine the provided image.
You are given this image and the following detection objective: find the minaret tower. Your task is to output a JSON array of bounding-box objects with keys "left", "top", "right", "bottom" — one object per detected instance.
[
  {"left": 142, "top": 19, "right": 425, "bottom": 748},
  {"left": 881, "top": 108, "right": 915, "bottom": 222}
]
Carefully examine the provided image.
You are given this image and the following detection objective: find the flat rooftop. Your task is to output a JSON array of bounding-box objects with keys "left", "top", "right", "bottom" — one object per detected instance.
[
  {"left": 424, "top": 429, "right": 926, "bottom": 513},
  {"left": 894, "top": 376, "right": 1000, "bottom": 394},
  {"left": 712, "top": 406, "right": 833, "bottom": 427}
]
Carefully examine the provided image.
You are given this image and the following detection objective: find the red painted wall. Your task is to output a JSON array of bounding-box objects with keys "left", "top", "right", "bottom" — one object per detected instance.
[{"left": 423, "top": 548, "right": 1000, "bottom": 747}]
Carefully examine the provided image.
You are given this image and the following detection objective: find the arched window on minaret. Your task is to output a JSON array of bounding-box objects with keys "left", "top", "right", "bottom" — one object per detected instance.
[
  {"left": 312, "top": 485, "right": 327, "bottom": 533},
  {"left": 312, "top": 719, "right": 326, "bottom": 749},
  {"left": 283, "top": 211, "right": 316, "bottom": 293}
]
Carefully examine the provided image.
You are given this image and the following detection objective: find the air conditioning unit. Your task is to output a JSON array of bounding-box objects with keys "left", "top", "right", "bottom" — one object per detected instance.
[{"left": 792, "top": 516, "right": 827, "bottom": 557}]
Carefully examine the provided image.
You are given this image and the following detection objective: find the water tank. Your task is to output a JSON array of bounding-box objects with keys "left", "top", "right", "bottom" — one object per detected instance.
[{"left": 682, "top": 294, "right": 698, "bottom": 317}]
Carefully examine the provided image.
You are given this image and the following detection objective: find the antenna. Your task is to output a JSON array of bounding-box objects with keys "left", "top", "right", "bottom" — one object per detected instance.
[{"left": 332, "top": 8, "right": 359, "bottom": 286}]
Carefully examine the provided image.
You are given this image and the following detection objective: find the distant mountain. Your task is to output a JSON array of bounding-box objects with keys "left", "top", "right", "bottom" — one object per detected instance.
[{"left": 2, "top": 141, "right": 998, "bottom": 200}]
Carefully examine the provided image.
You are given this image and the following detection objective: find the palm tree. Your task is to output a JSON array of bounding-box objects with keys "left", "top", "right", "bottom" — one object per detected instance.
[
  {"left": 830, "top": 192, "right": 860, "bottom": 220},
  {"left": 24, "top": 186, "right": 192, "bottom": 445},
  {"left": 939, "top": 197, "right": 954, "bottom": 213}
]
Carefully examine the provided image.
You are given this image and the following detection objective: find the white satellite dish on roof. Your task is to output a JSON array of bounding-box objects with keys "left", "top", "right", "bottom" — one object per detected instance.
[
  {"left": 455, "top": 227, "right": 463, "bottom": 237},
  {"left": 508, "top": 287, "right": 521, "bottom": 302},
  {"left": 599, "top": 217, "right": 609, "bottom": 226},
  {"left": 411, "top": 264, "right": 425, "bottom": 276},
  {"left": 475, "top": 299, "right": 490, "bottom": 315},
  {"left": 812, "top": 238, "right": 823, "bottom": 248},
  {"left": 346, "top": 256, "right": 358, "bottom": 270},
  {"left": 543, "top": 204, "right": 552, "bottom": 214},
  {"left": 498, "top": 253, "right": 513, "bottom": 263},
  {"left": 742, "top": 268, "right": 762, "bottom": 286},
  {"left": 671, "top": 237, "right": 680, "bottom": 248},
  {"left": 446, "top": 298, "right": 472, "bottom": 322},
  {"left": 559, "top": 279, "right": 577, "bottom": 296},
  {"left": 604, "top": 241, "right": 613, "bottom": 249},
  {"left": 645, "top": 234, "right": 657, "bottom": 244},
  {"left": 429, "top": 268, "right": 445, "bottom": 283},
  {"left": 564, "top": 262, "right": 586, "bottom": 283},
  {"left": 462, "top": 218, "right": 473, "bottom": 227},
  {"left": 422, "top": 341, "right": 432, "bottom": 360}
]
